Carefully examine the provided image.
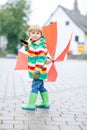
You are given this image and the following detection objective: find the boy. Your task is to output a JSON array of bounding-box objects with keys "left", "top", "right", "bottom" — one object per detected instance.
[{"left": 22, "top": 25, "right": 50, "bottom": 110}]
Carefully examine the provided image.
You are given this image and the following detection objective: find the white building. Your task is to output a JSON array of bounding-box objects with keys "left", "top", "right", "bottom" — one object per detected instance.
[{"left": 44, "top": 0, "right": 87, "bottom": 55}]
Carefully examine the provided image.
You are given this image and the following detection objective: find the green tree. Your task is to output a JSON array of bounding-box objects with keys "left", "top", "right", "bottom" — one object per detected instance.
[{"left": 0, "top": 0, "right": 31, "bottom": 53}]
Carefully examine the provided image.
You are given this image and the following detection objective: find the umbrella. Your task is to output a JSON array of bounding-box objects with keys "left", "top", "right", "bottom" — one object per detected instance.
[{"left": 15, "top": 22, "right": 72, "bottom": 82}]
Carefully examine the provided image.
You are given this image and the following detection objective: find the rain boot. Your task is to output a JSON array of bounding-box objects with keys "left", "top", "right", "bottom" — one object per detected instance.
[
  {"left": 22, "top": 92, "right": 38, "bottom": 110},
  {"left": 36, "top": 92, "right": 50, "bottom": 108}
]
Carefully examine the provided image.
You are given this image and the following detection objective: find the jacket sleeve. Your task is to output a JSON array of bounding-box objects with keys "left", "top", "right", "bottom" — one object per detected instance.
[{"left": 25, "top": 46, "right": 29, "bottom": 51}]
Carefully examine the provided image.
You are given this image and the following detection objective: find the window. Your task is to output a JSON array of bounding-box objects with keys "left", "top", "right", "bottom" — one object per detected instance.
[
  {"left": 65, "top": 21, "right": 69, "bottom": 25},
  {"left": 75, "top": 36, "right": 79, "bottom": 42}
]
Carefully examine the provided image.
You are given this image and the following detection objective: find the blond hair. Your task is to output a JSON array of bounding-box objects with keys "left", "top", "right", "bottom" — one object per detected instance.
[{"left": 28, "top": 24, "right": 43, "bottom": 36}]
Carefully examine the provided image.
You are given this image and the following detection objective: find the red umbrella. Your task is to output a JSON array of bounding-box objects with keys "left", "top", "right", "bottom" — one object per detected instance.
[{"left": 15, "top": 22, "right": 72, "bottom": 82}]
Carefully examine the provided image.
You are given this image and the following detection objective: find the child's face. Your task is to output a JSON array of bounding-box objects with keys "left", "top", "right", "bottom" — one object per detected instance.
[{"left": 30, "top": 30, "right": 42, "bottom": 41}]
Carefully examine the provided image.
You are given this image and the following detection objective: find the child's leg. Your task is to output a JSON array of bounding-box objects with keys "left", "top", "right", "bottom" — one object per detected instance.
[
  {"left": 22, "top": 92, "right": 38, "bottom": 110},
  {"left": 21, "top": 79, "right": 38, "bottom": 110},
  {"left": 36, "top": 81, "right": 50, "bottom": 108}
]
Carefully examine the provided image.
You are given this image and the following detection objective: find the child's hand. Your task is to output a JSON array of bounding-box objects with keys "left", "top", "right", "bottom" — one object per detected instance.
[{"left": 34, "top": 73, "right": 39, "bottom": 79}]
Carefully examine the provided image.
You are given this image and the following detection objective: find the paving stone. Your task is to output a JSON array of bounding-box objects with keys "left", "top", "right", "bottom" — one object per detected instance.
[
  {"left": 79, "top": 125, "right": 87, "bottom": 130},
  {"left": 60, "top": 126, "right": 81, "bottom": 130}
]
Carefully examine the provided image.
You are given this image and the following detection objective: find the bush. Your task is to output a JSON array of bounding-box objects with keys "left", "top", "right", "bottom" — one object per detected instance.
[{"left": 0, "top": 51, "right": 7, "bottom": 57}]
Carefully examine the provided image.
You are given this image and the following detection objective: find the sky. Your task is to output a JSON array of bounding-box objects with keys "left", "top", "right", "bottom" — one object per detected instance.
[{"left": 0, "top": 0, "right": 87, "bottom": 26}]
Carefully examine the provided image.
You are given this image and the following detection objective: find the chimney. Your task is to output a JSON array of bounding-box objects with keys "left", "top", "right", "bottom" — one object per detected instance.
[{"left": 73, "top": 0, "right": 80, "bottom": 13}]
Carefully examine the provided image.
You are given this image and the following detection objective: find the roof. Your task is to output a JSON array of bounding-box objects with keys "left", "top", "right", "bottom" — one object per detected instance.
[{"left": 44, "top": 5, "right": 87, "bottom": 33}]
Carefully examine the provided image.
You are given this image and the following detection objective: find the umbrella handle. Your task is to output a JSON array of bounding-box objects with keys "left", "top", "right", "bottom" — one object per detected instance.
[
  {"left": 20, "top": 39, "right": 28, "bottom": 45},
  {"left": 47, "top": 57, "right": 54, "bottom": 63}
]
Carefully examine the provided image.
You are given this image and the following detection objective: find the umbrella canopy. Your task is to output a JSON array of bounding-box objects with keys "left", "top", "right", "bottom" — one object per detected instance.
[{"left": 15, "top": 22, "right": 72, "bottom": 82}]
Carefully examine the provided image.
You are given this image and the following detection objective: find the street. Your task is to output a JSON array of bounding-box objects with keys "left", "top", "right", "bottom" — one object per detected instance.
[{"left": 0, "top": 58, "right": 87, "bottom": 130}]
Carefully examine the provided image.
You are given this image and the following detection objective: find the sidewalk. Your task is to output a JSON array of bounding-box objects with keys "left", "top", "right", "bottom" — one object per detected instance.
[{"left": 0, "top": 58, "right": 87, "bottom": 130}]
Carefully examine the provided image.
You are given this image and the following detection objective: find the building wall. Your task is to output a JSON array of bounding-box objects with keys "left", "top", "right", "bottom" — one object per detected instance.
[{"left": 45, "top": 7, "right": 86, "bottom": 54}]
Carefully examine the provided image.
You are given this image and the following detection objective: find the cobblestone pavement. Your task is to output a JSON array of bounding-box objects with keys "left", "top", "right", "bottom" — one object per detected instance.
[{"left": 0, "top": 58, "right": 87, "bottom": 130}]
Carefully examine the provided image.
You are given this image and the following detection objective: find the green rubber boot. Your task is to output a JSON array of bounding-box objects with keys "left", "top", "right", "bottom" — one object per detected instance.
[
  {"left": 36, "top": 92, "right": 50, "bottom": 108},
  {"left": 22, "top": 92, "right": 38, "bottom": 110}
]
